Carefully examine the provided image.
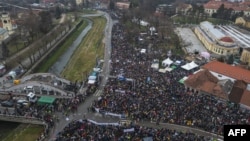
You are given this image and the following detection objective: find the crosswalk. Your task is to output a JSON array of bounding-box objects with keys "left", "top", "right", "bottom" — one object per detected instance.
[{"left": 94, "top": 90, "right": 103, "bottom": 97}]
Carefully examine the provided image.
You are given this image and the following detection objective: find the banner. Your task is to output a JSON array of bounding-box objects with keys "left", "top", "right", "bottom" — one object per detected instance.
[
  {"left": 106, "top": 112, "right": 122, "bottom": 118},
  {"left": 87, "top": 119, "right": 119, "bottom": 126},
  {"left": 124, "top": 128, "right": 135, "bottom": 133}
]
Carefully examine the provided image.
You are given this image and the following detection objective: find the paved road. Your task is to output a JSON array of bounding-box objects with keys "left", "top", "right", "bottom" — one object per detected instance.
[{"left": 48, "top": 11, "right": 115, "bottom": 141}]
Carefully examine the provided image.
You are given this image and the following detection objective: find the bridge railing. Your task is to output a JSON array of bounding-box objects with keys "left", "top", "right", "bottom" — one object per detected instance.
[
  {"left": 0, "top": 114, "right": 46, "bottom": 125},
  {"left": 0, "top": 113, "right": 50, "bottom": 141}
]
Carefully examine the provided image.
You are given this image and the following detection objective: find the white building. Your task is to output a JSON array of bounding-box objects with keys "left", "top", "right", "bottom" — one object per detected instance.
[
  {"left": 0, "top": 27, "right": 9, "bottom": 42},
  {"left": 0, "top": 12, "right": 17, "bottom": 35}
]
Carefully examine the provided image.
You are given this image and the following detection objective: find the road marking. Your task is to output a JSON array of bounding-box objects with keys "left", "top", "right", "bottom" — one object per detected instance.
[{"left": 94, "top": 90, "right": 102, "bottom": 97}]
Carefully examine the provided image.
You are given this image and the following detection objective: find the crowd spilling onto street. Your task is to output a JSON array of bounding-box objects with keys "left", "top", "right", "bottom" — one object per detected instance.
[
  {"left": 0, "top": 92, "right": 86, "bottom": 141},
  {"left": 55, "top": 119, "right": 212, "bottom": 141},
  {"left": 90, "top": 23, "right": 250, "bottom": 136}
]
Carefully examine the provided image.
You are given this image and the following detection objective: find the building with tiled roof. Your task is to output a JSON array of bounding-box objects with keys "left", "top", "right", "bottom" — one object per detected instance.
[
  {"left": 185, "top": 62, "right": 250, "bottom": 108},
  {"left": 202, "top": 60, "right": 250, "bottom": 83},
  {"left": 194, "top": 21, "right": 239, "bottom": 56},
  {"left": 235, "top": 16, "right": 250, "bottom": 29},
  {"left": 204, "top": 0, "right": 250, "bottom": 17},
  {"left": 228, "top": 80, "right": 250, "bottom": 109},
  {"left": 175, "top": 3, "right": 192, "bottom": 15},
  {"left": 184, "top": 69, "right": 230, "bottom": 99}
]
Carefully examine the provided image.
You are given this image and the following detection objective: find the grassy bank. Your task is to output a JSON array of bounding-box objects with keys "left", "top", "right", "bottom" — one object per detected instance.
[
  {"left": 35, "top": 19, "right": 88, "bottom": 72},
  {"left": 2, "top": 124, "right": 43, "bottom": 141},
  {"left": 61, "top": 16, "right": 106, "bottom": 81}
]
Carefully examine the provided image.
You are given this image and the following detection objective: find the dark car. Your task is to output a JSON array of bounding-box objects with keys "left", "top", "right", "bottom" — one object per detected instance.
[{"left": 1, "top": 100, "right": 14, "bottom": 107}]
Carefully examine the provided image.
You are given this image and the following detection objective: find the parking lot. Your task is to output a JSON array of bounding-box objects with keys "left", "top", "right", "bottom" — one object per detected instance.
[{"left": 175, "top": 27, "right": 207, "bottom": 54}]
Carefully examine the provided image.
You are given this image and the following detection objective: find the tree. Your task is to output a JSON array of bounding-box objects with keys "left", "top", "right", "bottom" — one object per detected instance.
[
  {"left": 217, "top": 56, "right": 225, "bottom": 62},
  {"left": 227, "top": 54, "right": 234, "bottom": 64},
  {"left": 216, "top": 4, "right": 225, "bottom": 19},
  {"left": 1, "top": 41, "right": 9, "bottom": 59},
  {"left": 21, "top": 8, "right": 40, "bottom": 41},
  {"left": 109, "top": 0, "right": 115, "bottom": 10},
  {"left": 55, "top": 6, "right": 62, "bottom": 19},
  {"left": 39, "top": 11, "right": 53, "bottom": 34},
  {"left": 223, "top": 8, "right": 233, "bottom": 21}
]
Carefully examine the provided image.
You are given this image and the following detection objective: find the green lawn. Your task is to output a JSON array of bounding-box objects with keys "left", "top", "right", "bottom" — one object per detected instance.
[
  {"left": 2, "top": 124, "right": 44, "bottom": 141},
  {"left": 61, "top": 16, "right": 106, "bottom": 81},
  {"left": 35, "top": 19, "right": 88, "bottom": 73}
]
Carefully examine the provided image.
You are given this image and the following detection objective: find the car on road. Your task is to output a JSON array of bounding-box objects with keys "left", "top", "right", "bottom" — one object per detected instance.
[
  {"left": 1, "top": 100, "right": 14, "bottom": 107},
  {"left": 17, "top": 99, "right": 29, "bottom": 106},
  {"left": 24, "top": 86, "right": 34, "bottom": 92}
]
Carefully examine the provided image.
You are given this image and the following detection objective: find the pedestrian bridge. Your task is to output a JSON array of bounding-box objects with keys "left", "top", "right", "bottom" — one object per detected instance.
[{"left": 0, "top": 114, "right": 47, "bottom": 125}]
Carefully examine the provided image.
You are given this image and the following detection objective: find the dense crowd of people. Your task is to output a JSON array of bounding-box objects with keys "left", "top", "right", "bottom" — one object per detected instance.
[
  {"left": 55, "top": 119, "right": 212, "bottom": 141},
  {"left": 0, "top": 93, "right": 86, "bottom": 141},
  {"left": 91, "top": 23, "right": 250, "bottom": 136}
]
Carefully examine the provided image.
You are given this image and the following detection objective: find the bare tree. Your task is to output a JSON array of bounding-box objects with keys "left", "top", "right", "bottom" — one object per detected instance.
[
  {"left": 36, "top": 40, "right": 43, "bottom": 58},
  {"left": 20, "top": 8, "right": 40, "bottom": 41}
]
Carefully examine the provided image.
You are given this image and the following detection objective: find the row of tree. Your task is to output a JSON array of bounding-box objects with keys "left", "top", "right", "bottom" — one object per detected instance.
[
  {"left": 11, "top": 23, "right": 71, "bottom": 69},
  {"left": 212, "top": 4, "right": 244, "bottom": 22}
]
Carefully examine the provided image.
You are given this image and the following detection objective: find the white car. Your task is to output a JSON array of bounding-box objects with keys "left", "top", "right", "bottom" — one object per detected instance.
[{"left": 17, "top": 99, "right": 29, "bottom": 106}]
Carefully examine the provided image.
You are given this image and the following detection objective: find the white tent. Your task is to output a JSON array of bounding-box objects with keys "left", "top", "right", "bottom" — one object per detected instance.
[
  {"left": 151, "top": 63, "right": 159, "bottom": 70},
  {"left": 88, "top": 80, "right": 96, "bottom": 84},
  {"left": 140, "top": 49, "right": 146, "bottom": 53},
  {"left": 158, "top": 69, "right": 166, "bottom": 73},
  {"left": 162, "top": 58, "right": 173, "bottom": 67},
  {"left": 181, "top": 61, "right": 198, "bottom": 70},
  {"left": 190, "top": 61, "right": 198, "bottom": 68}
]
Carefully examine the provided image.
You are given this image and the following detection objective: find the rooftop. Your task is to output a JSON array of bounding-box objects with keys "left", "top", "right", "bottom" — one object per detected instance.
[
  {"left": 220, "top": 36, "right": 234, "bottom": 43},
  {"left": 204, "top": 0, "right": 250, "bottom": 11},
  {"left": 200, "top": 21, "right": 225, "bottom": 40},
  {"left": 202, "top": 61, "right": 250, "bottom": 83},
  {"left": 229, "top": 80, "right": 250, "bottom": 107},
  {"left": 184, "top": 69, "right": 228, "bottom": 99}
]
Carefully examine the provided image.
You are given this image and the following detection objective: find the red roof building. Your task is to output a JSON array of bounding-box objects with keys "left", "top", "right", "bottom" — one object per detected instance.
[
  {"left": 204, "top": 0, "right": 250, "bottom": 16},
  {"left": 202, "top": 60, "right": 250, "bottom": 83},
  {"left": 184, "top": 69, "right": 228, "bottom": 99},
  {"left": 184, "top": 64, "right": 250, "bottom": 108}
]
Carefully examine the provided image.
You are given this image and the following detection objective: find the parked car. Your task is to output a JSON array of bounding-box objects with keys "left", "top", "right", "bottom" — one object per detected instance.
[
  {"left": 17, "top": 99, "right": 29, "bottom": 106},
  {"left": 1, "top": 100, "right": 14, "bottom": 107}
]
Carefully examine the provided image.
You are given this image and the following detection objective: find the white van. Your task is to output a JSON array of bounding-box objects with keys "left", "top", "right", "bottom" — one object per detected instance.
[
  {"left": 24, "top": 86, "right": 34, "bottom": 93},
  {"left": 27, "top": 92, "right": 37, "bottom": 103}
]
